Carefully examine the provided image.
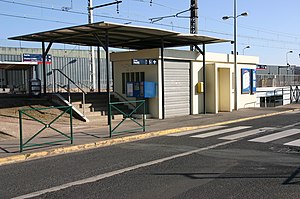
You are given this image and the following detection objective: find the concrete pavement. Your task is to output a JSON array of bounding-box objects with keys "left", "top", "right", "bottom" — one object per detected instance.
[{"left": 0, "top": 104, "right": 299, "bottom": 166}]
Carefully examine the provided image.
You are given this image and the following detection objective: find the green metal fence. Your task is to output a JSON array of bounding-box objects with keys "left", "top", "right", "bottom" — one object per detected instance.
[
  {"left": 109, "top": 100, "right": 145, "bottom": 137},
  {"left": 19, "top": 106, "right": 73, "bottom": 152}
]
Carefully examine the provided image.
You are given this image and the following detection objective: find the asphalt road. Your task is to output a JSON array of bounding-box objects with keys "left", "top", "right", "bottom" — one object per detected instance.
[{"left": 1, "top": 111, "right": 300, "bottom": 199}]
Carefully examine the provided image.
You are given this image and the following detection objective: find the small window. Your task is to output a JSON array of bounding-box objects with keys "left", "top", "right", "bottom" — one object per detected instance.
[
  {"left": 126, "top": 73, "right": 130, "bottom": 83},
  {"left": 140, "top": 72, "right": 145, "bottom": 82},
  {"left": 122, "top": 73, "right": 126, "bottom": 94},
  {"left": 130, "top": 72, "right": 135, "bottom": 82},
  {"left": 135, "top": 72, "right": 140, "bottom": 82}
]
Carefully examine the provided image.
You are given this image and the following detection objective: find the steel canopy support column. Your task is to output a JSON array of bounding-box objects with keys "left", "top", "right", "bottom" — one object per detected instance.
[
  {"left": 42, "top": 41, "right": 53, "bottom": 94},
  {"left": 161, "top": 38, "right": 165, "bottom": 119},
  {"left": 202, "top": 43, "right": 206, "bottom": 114},
  {"left": 105, "top": 31, "right": 111, "bottom": 126},
  {"left": 97, "top": 46, "right": 101, "bottom": 93},
  {"left": 194, "top": 44, "right": 206, "bottom": 114}
]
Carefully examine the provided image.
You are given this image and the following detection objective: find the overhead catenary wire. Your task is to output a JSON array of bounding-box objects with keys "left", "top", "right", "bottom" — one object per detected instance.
[
  {"left": 1, "top": 0, "right": 300, "bottom": 52},
  {"left": 2, "top": 0, "right": 300, "bottom": 39}
]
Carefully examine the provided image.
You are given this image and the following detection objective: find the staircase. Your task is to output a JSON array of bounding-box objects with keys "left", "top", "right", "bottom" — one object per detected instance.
[
  {"left": 51, "top": 69, "right": 131, "bottom": 123},
  {"left": 59, "top": 92, "right": 132, "bottom": 123}
]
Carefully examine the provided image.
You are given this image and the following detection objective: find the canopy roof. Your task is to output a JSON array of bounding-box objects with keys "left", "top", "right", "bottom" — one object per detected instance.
[
  {"left": 9, "top": 22, "right": 229, "bottom": 49},
  {"left": 0, "top": 61, "right": 37, "bottom": 70}
]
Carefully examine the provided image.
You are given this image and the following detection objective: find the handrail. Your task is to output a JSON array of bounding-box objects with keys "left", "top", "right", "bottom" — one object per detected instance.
[
  {"left": 53, "top": 69, "right": 86, "bottom": 115},
  {"left": 113, "top": 91, "right": 136, "bottom": 109},
  {"left": 53, "top": 69, "right": 86, "bottom": 94}
]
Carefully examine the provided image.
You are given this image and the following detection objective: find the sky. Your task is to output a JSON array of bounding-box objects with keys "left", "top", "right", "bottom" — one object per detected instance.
[{"left": 1, "top": 0, "right": 300, "bottom": 66}]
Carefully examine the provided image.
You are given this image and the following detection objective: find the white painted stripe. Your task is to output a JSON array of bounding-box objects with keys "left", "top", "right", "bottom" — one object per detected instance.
[
  {"left": 12, "top": 140, "right": 236, "bottom": 199},
  {"left": 284, "top": 139, "right": 300, "bottom": 147},
  {"left": 167, "top": 126, "right": 225, "bottom": 137},
  {"left": 219, "top": 127, "right": 275, "bottom": 140},
  {"left": 249, "top": 129, "right": 300, "bottom": 143},
  {"left": 191, "top": 126, "right": 251, "bottom": 138}
]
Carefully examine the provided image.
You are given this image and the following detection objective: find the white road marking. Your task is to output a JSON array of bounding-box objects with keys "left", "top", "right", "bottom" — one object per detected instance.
[
  {"left": 191, "top": 126, "right": 251, "bottom": 138},
  {"left": 249, "top": 129, "right": 300, "bottom": 143},
  {"left": 167, "top": 126, "right": 225, "bottom": 137},
  {"left": 12, "top": 140, "right": 236, "bottom": 199},
  {"left": 284, "top": 139, "right": 300, "bottom": 147},
  {"left": 219, "top": 127, "right": 275, "bottom": 140}
]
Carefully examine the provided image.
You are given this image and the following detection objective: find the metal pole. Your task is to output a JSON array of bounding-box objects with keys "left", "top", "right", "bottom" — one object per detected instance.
[
  {"left": 143, "top": 101, "right": 145, "bottom": 132},
  {"left": 68, "top": 79, "right": 71, "bottom": 103},
  {"left": 97, "top": 46, "right": 101, "bottom": 92},
  {"left": 161, "top": 38, "right": 165, "bottom": 119},
  {"left": 203, "top": 43, "right": 206, "bottom": 114},
  {"left": 233, "top": 0, "right": 238, "bottom": 110},
  {"left": 42, "top": 42, "right": 46, "bottom": 94},
  {"left": 105, "top": 31, "right": 111, "bottom": 126},
  {"left": 19, "top": 110, "right": 23, "bottom": 152},
  {"left": 53, "top": 69, "right": 56, "bottom": 93},
  {"left": 88, "top": 0, "right": 96, "bottom": 91},
  {"left": 70, "top": 107, "right": 73, "bottom": 144},
  {"left": 190, "top": 0, "right": 198, "bottom": 51}
]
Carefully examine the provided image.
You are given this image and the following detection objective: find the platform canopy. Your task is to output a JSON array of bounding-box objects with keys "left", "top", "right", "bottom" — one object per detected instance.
[
  {"left": 9, "top": 21, "right": 229, "bottom": 49},
  {"left": 0, "top": 61, "right": 37, "bottom": 70}
]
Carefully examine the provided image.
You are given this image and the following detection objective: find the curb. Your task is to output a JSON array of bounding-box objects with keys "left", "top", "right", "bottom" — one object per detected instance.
[{"left": 0, "top": 109, "right": 297, "bottom": 166}]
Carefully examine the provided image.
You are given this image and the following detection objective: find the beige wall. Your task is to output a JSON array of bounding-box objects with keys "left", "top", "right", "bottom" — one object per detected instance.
[{"left": 205, "top": 64, "right": 217, "bottom": 113}]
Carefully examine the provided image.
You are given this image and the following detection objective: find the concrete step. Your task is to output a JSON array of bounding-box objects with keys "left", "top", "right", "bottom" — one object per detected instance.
[{"left": 85, "top": 113, "right": 124, "bottom": 121}]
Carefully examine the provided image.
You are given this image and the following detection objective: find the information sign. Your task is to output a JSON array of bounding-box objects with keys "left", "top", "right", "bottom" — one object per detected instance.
[{"left": 23, "top": 54, "right": 52, "bottom": 64}]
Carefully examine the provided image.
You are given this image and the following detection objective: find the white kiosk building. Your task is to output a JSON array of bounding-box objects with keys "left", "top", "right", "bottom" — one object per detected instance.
[{"left": 111, "top": 49, "right": 259, "bottom": 119}]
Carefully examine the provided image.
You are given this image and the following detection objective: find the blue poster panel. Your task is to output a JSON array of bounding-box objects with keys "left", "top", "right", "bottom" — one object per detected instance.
[
  {"left": 126, "top": 82, "right": 134, "bottom": 97},
  {"left": 251, "top": 69, "right": 256, "bottom": 94},
  {"left": 241, "top": 68, "right": 251, "bottom": 94}
]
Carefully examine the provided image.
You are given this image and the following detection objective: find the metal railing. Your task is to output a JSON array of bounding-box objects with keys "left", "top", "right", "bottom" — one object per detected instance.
[
  {"left": 257, "top": 74, "right": 300, "bottom": 87},
  {"left": 290, "top": 85, "right": 300, "bottom": 103},
  {"left": 109, "top": 100, "right": 145, "bottom": 137},
  {"left": 256, "top": 87, "right": 291, "bottom": 107},
  {"left": 112, "top": 91, "right": 136, "bottom": 109},
  {"left": 19, "top": 106, "right": 73, "bottom": 152},
  {"left": 53, "top": 69, "right": 87, "bottom": 115}
]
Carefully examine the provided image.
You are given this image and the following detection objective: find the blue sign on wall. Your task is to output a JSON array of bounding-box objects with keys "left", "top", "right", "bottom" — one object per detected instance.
[
  {"left": 241, "top": 68, "right": 251, "bottom": 94},
  {"left": 251, "top": 69, "right": 256, "bottom": 94},
  {"left": 126, "top": 81, "right": 156, "bottom": 98},
  {"left": 23, "top": 54, "right": 52, "bottom": 64}
]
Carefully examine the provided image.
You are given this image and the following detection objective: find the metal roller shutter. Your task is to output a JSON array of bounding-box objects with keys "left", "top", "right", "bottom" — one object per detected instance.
[{"left": 164, "top": 60, "right": 190, "bottom": 118}]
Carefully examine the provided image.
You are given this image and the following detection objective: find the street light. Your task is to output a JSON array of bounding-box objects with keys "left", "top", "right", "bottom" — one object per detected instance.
[
  {"left": 286, "top": 50, "right": 293, "bottom": 66},
  {"left": 242, "top": 45, "right": 250, "bottom": 55},
  {"left": 222, "top": 0, "right": 248, "bottom": 110}
]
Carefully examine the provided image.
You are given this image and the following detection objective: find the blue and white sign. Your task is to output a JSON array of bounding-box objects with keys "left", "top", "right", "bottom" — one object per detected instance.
[
  {"left": 241, "top": 68, "right": 251, "bottom": 94},
  {"left": 23, "top": 54, "right": 52, "bottom": 64},
  {"left": 132, "top": 59, "right": 158, "bottom": 65}
]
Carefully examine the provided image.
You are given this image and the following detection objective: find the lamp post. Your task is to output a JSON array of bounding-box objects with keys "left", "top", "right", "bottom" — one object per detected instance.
[
  {"left": 222, "top": 0, "right": 248, "bottom": 110},
  {"left": 242, "top": 45, "right": 250, "bottom": 55},
  {"left": 286, "top": 50, "right": 293, "bottom": 66}
]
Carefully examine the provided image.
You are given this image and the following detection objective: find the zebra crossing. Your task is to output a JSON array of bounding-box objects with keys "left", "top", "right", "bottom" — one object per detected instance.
[{"left": 167, "top": 125, "right": 300, "bottom": 147}]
